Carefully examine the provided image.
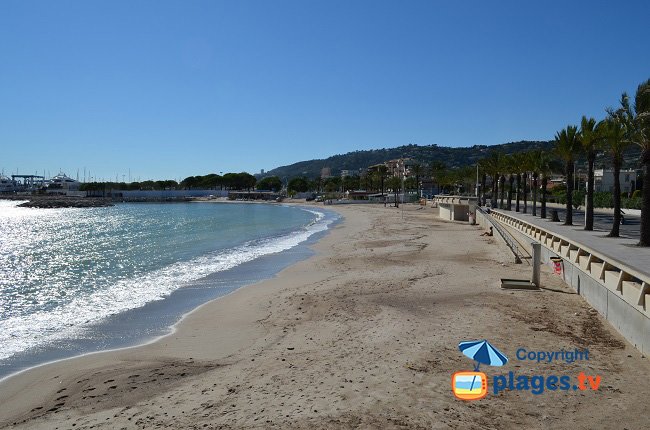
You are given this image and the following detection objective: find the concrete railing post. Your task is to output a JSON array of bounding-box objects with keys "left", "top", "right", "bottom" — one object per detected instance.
[{"left": 532, "top": 241, "right": 541, "bottom": 288}]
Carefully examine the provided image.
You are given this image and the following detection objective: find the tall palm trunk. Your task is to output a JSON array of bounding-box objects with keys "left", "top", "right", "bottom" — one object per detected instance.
[
  {"left": 507, "top": 175, "right": 514, "bottom": 210},
  {"left": 585, "top": 153, "right": 596, "bottom": 231},
  {"left": 640, "top": 150, "right": 650, "bottom": 246},
  {"left": 499, "top": 175, "right": 505, "bottom": 209},
  {"left": 565, "top": 161, "right": 574, "bottom": 225},
  {"left": 522, "top": 172, "right": 528, "bottom": 213},
  {"left": 608, "top": 159, "right": 622, "bottom": 237},
  {"left": 491, "top": 173, "right": 498, "bottom": 208},
  {"left": 515, "top": 173, "right": 521, "bottom": 212},
  {"left": 541, "top": 176, "right": 548, "bottom": 218},
  {"left": 532, "top": 173, "right": 538, "bottom": 216}
]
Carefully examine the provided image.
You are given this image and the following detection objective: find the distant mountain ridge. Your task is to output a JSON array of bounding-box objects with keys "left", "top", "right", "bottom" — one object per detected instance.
[{"left": 261, "top": 141, "right": 554, "bottom": 179}]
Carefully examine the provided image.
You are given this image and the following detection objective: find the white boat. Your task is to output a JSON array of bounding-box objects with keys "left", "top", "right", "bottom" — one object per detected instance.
[
  {"left": 0, "top": 175, "right": 17, "bottom": 192},
  {"left": 47, "top": 172, "right": 81, "bottom": 191}
]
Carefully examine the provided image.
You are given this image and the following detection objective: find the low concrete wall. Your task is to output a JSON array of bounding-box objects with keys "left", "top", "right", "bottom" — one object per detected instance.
[
  {"left": 490, "top": 210, "right": 650, "bottom": 354},
  {"left": 439, "top": 204, "right": 452, "bottom": 220},
  {"left": 434, "top": 196, "right": 476, "bottom": 223}
]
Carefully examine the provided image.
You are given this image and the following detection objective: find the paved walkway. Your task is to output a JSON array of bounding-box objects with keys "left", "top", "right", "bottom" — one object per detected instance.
[{"left": 490, "top": 208, "right": 650, "bottom": 280}]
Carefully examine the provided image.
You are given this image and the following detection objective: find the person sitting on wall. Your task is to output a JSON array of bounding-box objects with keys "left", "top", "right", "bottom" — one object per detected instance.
[{"left": 480, "top": 226, "right": 493, "bottom": 237}]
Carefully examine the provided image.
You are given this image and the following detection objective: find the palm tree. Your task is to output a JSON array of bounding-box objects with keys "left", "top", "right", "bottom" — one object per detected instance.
[
  {"left": 528, "top": 151, "right": 539, "bottom": 216},
  {"left": 430, "top": 161, "right": 446, "bottom": 196},
  {"left": 387, "top": 176, "right": 401, "bottom": 208},
  {"left": 458, "top": 166, "right": 476, "bottom": 195},
  {"left": 521, "top": 153, "right": 535, "bottom": 214},
  {"left": 508, "top": 174, "right": 515, "bottom": 210},
  {"left": 411, "top": 163, "right": 423, "bottom": 198},
  {"left": 376, "top": 165, "right": 389, "bottom": 206},
  {"left": 635, "top": 80, "right": 650, "bottom": 245},
  {"left": 636, "top": 80, "right": 650, "bottom": 245},
  {"left": 579, "top": 116, "right": 605, "bottom": 231},
  {"left": 611, "top": 80, "right": 650, "bottom": 245},
  {"left": 501, "top": 155, "right": 515, "bottom": 210},
  {"left": 499, "top": 174, "right": 506, "bottom": 209},
  {"left": 518, "top": 152, "right": 529, "bottom": 213},
  {"left": 554, "top": 125, "right": 582, "bottom": 225},
  {"left": 601, "top": 117, "right": 631, "bottom": 237},
  {"left": 482, "top": 151, "right": 501, "bottom": 208},
  {"left": 538, "top": 152, "right": 554, "bottom": 219},
  {"left": 511, "top": 152, "right": 525, "bottom": 212},
  {"left": 515, "top": 170, "right": 521, "bottom": 211}
]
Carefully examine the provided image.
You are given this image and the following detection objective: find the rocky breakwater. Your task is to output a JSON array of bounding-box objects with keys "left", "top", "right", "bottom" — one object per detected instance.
[{"left": 16, "top": 197, "right": 114, "bottom": 208}]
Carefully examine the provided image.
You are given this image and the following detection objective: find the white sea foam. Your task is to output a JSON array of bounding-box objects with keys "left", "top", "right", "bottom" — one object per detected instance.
[{"left": 0, "top": 207, "right": 334, "bottom": 360}]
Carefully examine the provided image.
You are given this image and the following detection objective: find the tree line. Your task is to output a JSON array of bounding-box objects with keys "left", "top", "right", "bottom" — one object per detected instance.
[
  {"left": 80, "top": 172, "right": 258, "bottom": 192},
  {"left": 477, "top": 78, "right": 649, "bottom": 246}
]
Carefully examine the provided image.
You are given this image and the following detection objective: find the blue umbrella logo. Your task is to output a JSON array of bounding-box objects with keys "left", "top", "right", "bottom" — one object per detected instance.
[{"left": 459, "top": 339, "right": 508, "bottom": 371}]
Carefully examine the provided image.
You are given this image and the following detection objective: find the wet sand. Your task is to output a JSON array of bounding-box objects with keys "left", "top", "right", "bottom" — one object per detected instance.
[{"left": 1, "top": 204, "right": 648, "bottom": 429}]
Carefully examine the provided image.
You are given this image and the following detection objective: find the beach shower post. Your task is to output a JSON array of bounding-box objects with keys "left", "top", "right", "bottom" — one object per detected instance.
[{"left": 532, "top": 241, "right": 541, "bottom": 288}]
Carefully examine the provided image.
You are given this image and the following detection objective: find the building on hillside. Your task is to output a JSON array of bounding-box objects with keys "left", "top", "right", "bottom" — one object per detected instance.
[
  {"left": 340, "top": 169, "right": 351, "bottom": 178},
  {"left": 594, "top": 169, "right": 638, "bottom": 194},
  {"left": 384, "top": 158, "right": 413, "bottom": 178}
]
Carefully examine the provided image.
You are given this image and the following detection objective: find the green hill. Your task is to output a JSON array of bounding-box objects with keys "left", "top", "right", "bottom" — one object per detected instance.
[{"left": 262, "top": 141, "right": 554, "bottom": 179}]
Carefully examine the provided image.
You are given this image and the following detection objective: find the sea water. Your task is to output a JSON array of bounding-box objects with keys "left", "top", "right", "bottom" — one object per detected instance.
[{"left": 0, "top": 200, "right": 337, "bottom": 378}]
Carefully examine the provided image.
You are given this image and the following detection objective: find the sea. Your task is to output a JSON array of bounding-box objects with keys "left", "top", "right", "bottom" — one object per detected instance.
[{"left": 0, "top": 200, "right": 338, "bottom": 379}]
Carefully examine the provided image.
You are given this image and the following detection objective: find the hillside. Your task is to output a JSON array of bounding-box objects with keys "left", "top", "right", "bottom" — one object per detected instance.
[{"left": 261, "top": 141, "right": 554, "bottom": 179}]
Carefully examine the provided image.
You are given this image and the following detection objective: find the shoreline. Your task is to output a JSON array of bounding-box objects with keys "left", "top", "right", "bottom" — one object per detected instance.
[
  {"left": 2, "top": 204, "right": 649, "bottom": 429},
  {"left": 0, "top": 202, "right": 338, "bottom": 381},
  {"left": 0, "top": 231, "right": 324, "bottom": 384}
]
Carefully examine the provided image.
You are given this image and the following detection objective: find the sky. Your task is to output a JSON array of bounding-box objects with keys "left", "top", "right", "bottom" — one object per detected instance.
[{"left": 1, "top": 0, "right": 649, "bottom": 182}]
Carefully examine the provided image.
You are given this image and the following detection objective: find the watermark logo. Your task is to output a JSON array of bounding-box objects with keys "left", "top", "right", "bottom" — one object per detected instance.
[
  {"left": 452, "top": 340, "right": 601, "bottom": 400},
  {"left": 451, "top": 340, "right": 508, "bottom": 400}
]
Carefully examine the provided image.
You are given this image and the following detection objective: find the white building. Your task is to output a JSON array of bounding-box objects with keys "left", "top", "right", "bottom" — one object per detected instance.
[
  {"left": 385, "top": 158, "right": 413, "bottom": 179},
  {"left": 594, "top": 169, "right": 637, "bottom": 194}
]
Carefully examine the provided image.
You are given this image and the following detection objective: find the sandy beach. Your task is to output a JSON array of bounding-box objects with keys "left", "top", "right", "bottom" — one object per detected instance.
[{"left": 1, "top": 203, "right": 648, "bottom": 429}]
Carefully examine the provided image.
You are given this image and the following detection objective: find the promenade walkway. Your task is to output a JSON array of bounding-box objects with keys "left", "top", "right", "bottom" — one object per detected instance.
[{"left": 490, "top": 208, "right": 650, "bottom": 280}]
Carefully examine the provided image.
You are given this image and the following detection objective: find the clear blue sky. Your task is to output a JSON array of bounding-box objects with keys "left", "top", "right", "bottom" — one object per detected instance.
[{"left": 1, "top": 0, "right": 649, "bottom": 181}]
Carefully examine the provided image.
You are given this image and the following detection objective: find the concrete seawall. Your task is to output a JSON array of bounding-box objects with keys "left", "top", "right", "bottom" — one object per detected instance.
[{"left": 489, "top": 209, "right": 650, "bottom": 355}]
